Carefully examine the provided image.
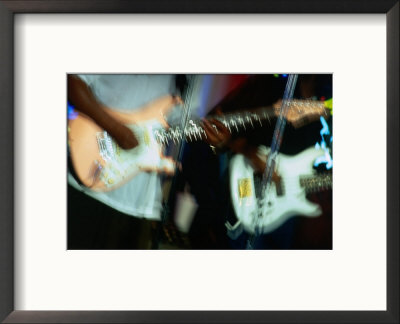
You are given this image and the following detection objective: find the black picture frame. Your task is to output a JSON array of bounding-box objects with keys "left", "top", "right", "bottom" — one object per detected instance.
[{"left": 0, "top": 1, "right": 398, "bottom": 323}]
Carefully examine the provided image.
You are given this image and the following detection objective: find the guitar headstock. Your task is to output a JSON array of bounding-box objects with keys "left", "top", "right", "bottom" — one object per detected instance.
[{"left": 273, "top": 99, "right": 329, "bottom": 128}]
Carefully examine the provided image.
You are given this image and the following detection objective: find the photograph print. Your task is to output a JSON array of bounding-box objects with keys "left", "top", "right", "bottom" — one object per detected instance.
[{"left": 67, "top": 74, "right": 333, "bottom": 250}]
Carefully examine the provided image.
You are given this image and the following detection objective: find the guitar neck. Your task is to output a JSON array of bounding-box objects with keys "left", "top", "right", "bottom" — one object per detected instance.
[
  {"left": 154, "top": 99, "right": 326, "bottom": 145},
  {"left": 300, "top": 173, "right": 332, "bottom": 193},
  {"left": 155, "top": 107, "right": 275, "bottom": 145}
]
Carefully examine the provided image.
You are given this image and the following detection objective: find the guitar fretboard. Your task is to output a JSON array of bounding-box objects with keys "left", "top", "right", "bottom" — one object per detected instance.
[
  {"left": 154, "top": 99, "right": 326, "bottom": 145},
  {"left": 300, "top": 173, "right": 332, "bottom": 193},
  {"left": 154, "top": 109, "right": 275, "bottom": 145}
]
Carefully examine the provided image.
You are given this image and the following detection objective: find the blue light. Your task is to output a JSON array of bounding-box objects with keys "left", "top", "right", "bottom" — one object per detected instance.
[
  {"left": 68, "top": 102, "right": 78, "bottom": 120},
  {"left": 314, "top": 116, "right": 333, "bottom": 170},
  {"left": 319, "top": 116, "right": 330, "bottom": 137},
  {"left": 198, "top": 75, "right": 214, "bottom": 117}
]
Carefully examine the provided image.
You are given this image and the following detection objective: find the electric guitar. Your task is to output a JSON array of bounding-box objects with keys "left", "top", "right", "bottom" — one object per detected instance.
[
  {"left": 68, "top": 96, "right": 328, "bottom": 191},
  {"left": 228, "top": 146, "right": 332, "bottom": 235}
]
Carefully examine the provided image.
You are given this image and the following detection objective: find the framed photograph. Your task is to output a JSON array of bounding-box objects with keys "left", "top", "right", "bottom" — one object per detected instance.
[{"left": 1, "top": 1, "right": 398, "bottom": 323}]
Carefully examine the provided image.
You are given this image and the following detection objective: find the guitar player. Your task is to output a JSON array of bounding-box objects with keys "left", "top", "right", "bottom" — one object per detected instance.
[
  {"left": 67, "top": 73, "right": 246, "bottom": 249},
  {"left": 67, "top": 74, "right": 186, "bottom": 249},
  {"left": 181, "top": 74, "right": 332, "bottom": 249}
]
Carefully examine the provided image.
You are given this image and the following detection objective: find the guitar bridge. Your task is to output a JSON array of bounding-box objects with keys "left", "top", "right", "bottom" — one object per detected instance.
[{"left": 96, "top": 131, "right": 115, "bottom": 161}]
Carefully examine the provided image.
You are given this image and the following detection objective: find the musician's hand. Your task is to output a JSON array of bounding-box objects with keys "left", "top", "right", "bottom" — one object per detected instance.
[
  {"left": 139, "top": 156, "right": 179, "bottom": 175},
  {"left": 230, "top": 140, "right": 280, "bottom": 183},
  {"left": 107, "top": 121, "right": 139, "bottom": 149},
  {"left": 159, "top": 157, "right": 181, "bottom": 175},
  {"left": 249, "top": 154, "right": 267, "bottom": 175},
  {"left": 247, "top": 147, "right": 281, "bottom": 184},
  {"left": 201, "top": 118, "right": 231, "bottom": 149},
  {"left": 172, "top": 95, "right": 183, "bottom": 106}
]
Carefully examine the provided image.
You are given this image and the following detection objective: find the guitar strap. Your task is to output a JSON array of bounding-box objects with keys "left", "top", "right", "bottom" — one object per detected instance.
[
  {"left": 247, "top": 74, "right": 298, "bottom": 248},
  {"left": 262, "top": 74, "right": 298, "bottom": 194},
  {"left": 175, "top": 75, "right": 197, "bottom": 162},
  {"left": 151, "top": 75, "right": 197, "bottom": 249}
]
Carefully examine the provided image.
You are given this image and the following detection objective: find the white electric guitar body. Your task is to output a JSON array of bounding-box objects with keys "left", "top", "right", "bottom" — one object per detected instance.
[{"left": 229, "top": 146, "right": 332, "bottom": 235}]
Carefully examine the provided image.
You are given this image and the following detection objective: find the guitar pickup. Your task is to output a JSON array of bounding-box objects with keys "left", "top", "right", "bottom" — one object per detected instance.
[{"left": 275, "top": 181, "right": 284, "bottom": 196}]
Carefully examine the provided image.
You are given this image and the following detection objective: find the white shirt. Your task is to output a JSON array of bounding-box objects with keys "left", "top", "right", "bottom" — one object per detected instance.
[{"left": 68, "top": 74, "right": 177, "bottom": 220}]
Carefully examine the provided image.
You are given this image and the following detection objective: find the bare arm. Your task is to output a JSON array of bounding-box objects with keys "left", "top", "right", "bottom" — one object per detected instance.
[{"left": 67, "top": 75, "right": 138, "bottom": 149}]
